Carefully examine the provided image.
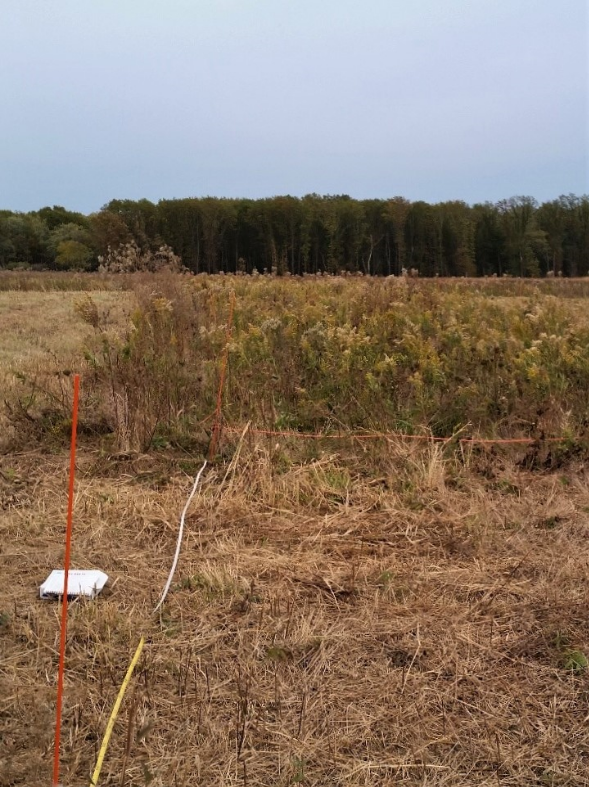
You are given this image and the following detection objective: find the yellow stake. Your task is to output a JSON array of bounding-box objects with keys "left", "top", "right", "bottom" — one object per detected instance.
[{"left": 89, "top": 637, "right": 145, "bottom": 787}]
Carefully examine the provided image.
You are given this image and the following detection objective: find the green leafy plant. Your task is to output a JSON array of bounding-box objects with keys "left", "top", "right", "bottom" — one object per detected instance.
[{"left": 562, "top": 649, "right": 588, "bottom": 674}]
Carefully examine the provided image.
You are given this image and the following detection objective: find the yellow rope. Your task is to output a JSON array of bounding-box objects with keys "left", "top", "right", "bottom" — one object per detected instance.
[{"left": 89, "top": 637, "right": 145, "bottom": 787}]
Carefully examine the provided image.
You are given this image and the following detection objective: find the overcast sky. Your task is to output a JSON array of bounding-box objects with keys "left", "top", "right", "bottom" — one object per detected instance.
[{"left": 1, "top": 0, "right": 587, "bottom": 213}]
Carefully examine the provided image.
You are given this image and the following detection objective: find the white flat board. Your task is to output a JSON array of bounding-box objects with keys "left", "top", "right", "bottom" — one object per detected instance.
[{"left": 40, "top": 569, "right": 108, "bottom": 600}]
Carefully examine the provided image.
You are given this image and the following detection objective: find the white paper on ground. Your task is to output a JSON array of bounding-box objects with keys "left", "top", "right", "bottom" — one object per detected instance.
[{"left": 40, "top": 569, "right": 108, "bottom": 599}]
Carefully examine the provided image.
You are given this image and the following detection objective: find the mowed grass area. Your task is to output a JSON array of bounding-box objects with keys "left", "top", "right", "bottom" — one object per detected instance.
[
  {"left": 1, "top": 275, "right": 589, "bottom": 787},
  {"left": 0, "top": 290, "right": 131, "bottom": 441},
  {"left": 0, "top": 290, "right": 129, "bottom": 366}
]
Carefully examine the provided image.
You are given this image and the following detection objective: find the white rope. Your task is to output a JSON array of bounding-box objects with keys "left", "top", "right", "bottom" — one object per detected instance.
[{"left": 153, "top": 459, "right": 207, "bottom": 613}]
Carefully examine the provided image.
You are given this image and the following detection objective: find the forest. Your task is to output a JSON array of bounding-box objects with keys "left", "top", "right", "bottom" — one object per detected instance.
[{"left": 1, "top": 193, "right": 588, "bottom": 277}]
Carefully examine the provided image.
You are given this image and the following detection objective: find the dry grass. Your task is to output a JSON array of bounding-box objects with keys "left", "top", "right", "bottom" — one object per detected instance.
[
  {"left": 1, "top": 440, "right": 588, "bottom": 787},
  {"left": 1, "top": 276, "right": 589, "bottom": 787}
]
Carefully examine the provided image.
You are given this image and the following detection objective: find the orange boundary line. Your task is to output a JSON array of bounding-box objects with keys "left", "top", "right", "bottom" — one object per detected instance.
[
  {"left": 52, "top": 373, "right": 80, "bottom": 787},
  {"left": 223, "top": 425, "right": 573, "bottom": 445}
]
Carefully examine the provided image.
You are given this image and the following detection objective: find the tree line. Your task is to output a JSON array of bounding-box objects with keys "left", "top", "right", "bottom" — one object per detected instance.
[{"left": 1, "top": 194, "right": 588, "bottom": 277}]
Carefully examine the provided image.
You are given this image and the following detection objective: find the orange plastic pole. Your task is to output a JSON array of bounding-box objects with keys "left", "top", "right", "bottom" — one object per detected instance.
[{"left": 52, "top": 373, "right": 80, "bottom": 787}]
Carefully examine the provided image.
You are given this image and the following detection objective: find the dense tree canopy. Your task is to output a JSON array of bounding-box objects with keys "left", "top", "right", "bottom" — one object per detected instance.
[{"left": 0, "top": 195, "right": 587, "bottom": 276}]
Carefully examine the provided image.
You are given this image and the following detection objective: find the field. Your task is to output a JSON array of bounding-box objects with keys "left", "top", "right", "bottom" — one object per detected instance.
[{"left": 1, "top": 273, "right": 588, "bottom": 787}]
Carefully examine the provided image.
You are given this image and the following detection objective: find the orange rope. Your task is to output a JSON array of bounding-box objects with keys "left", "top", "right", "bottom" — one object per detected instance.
[
  {"left": 53, "top": 373, "right": 80, "bottom": 787},
  {"left": 208, "top": 292, "right": 236, "bottom": 460},
  {"left": 224, "top": 425, "right": 573, "bottom": 445}
]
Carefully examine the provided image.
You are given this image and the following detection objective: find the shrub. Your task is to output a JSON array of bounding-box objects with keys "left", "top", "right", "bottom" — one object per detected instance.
[
  {"left": 77, "top": 276, "right": 214, "bottom": 452},
  {"left": 98, "top": 241, "right": 185, "bottom": 274}
]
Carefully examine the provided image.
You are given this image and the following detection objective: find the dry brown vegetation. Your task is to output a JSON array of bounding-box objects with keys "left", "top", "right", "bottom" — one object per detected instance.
[{"left": 1, "top": 274, "right": 588, "bottom": 787}]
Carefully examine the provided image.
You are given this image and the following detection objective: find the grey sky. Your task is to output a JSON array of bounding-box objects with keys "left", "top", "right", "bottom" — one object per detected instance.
[{"left": 1, "top": 0, "right": 587, "bottom": 213}]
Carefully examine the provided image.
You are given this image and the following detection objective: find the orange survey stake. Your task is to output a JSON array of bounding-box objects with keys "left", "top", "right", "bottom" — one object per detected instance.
[{"left": 52, "top": 373, "right": 80, "bottom": 787}]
